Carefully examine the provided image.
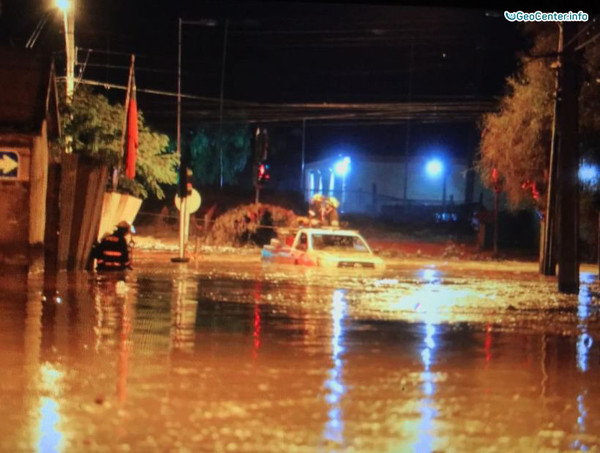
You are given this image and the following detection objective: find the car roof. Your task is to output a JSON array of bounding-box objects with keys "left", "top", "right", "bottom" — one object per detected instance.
[{"left": 300, "top": 228, "right": 362, "bottom": 237}]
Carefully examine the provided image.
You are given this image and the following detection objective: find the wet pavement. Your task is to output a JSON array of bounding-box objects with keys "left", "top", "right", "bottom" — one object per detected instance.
[{"left": 1, "top": 255, "right": 600, "bottom": 452}]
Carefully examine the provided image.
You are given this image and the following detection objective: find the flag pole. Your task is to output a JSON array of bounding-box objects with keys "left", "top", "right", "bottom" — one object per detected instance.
[{"left": 113, "top": 54, "right": 135, "bottom": 191}]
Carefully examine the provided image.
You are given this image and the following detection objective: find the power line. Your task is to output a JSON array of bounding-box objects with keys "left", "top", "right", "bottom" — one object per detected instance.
[
  {"left": 563, "top": 15, "right": 598, "bottom": 50},
  {"left": 575, "top": 30, "right": 600, "bottom": 51}
]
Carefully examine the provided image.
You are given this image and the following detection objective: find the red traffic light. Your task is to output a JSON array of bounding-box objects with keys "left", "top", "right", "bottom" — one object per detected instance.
[{"left": 257, "top": 162, "right": 270, "bottom": 184}]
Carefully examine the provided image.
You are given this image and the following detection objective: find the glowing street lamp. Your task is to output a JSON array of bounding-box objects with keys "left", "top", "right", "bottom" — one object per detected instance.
[
  {"left": 579, "top": 163, "right": 599, "bottom": 185},
  {"left": 56, "top": 0, "right": 75, "bottom": 101},
  {"left": 425, "top": 159, "right": 443, "bottom": 178},
  {"left": 56, "top": 0, "right": 70, "bottom": 10},
  {"left": 425, "top": 158, "right": 447, "bottom": 207},
  {"left": 334, "top": 156, "right": 351, "bottom": 176},
  {"left": 334, "top": 157, "right": 350, "bottom": 212}
]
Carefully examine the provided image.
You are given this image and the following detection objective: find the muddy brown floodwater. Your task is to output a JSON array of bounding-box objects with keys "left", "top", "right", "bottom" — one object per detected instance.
[{"left": 1, "top": 254, "right": 599, "bottom": 452}]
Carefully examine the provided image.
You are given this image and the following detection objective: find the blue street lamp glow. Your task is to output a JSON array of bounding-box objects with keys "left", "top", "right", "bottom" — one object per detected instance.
[
  {"left": 56, "top": 0, "right": 71, "bottom": 11},
  {"left": 334, "top": 157, "right": 351, "bottom": 176},
  {"left": 426, "top": 159, "right": 443, "bottom": 178},
  {"left": 579, "top": 163, "right": 599, "bottom": 185}
]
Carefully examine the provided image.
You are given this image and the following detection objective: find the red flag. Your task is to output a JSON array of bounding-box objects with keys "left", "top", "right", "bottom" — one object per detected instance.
[{"left": 125, "top": 74, "right": 138, "bottom": 179}]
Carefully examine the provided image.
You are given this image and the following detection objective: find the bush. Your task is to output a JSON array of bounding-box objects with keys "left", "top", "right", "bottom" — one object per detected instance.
[{"left": 207, "top": 203, "right": 298, "bottom": 246}]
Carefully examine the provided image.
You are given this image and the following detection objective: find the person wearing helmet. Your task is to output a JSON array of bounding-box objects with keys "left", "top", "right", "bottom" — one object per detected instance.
[
  {"left": 309, "top": 193, "right": 325, "bottom": 226},
  {"left": 93, "top": 221, "right": 134, "bottom": 271},
  {"left": 323, "top": 197, "right": 340, "bottom": 227}
]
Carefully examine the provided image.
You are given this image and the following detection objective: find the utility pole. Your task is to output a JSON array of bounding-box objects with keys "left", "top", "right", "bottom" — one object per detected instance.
[
  {"left": 402, "top": 40, "right": 414, "bottom": 202},
  {"left": 60, "top": 1, "right": 76, "bottom": 102},
  {"left": 218, "top": 19, "right": 229, "bottom": 188},
  {"left": 172, "top": 18, "right": 189, "bottom": 263},
  {"left": 171, "top": 17, "right": 218, "bottom": 263},
  {"left": 556, "top": 22, "right": 581, "bottom": 294},
  {"left": 301, "top": 118, "right": 306, "bottom": 197},
  {"left": 541, "top": 24, "right": 563, "bottom": 276}
]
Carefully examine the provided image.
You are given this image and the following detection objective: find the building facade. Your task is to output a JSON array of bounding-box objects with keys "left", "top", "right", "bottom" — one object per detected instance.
[
  {"left": 303, "top": 154, "right": 494, "bottom": 217},
  {"left": 0, "top": 49, "right": 60, "bottom": 271}
]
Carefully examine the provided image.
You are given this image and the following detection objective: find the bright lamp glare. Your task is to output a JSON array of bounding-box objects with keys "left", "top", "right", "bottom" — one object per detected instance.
[
  {"left": 56, "top": 0, "right": 70, "bottom": 11},
  {"left": 579, "top": 163, "right": 599, "bottom": 184},
  {"left": 426, "top": 159, "right": 443, "bottom": 177},
  {"left": 334, "top": 157, "right": 351, "bottom": 176}
]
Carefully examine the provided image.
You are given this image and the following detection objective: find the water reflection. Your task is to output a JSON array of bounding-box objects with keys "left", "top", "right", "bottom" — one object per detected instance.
[
  {"left": 171, "top": 277, "right": 198, "bottom": 351},
  {"left": 573, "top": 273, "right": 595, "bottom": 451},
  {"left": 4, "top": 263, "right": 600, "bottom": 451},
  {"left": 414, "top": 268, "right": 439, "bottom": 453},
  {"left": 37, "top": 363, "right": 63, "bottom": 452},
  {"left": 576, "top": 273, "right": 594, "bottom": 373},
  {"left": 253, "top": 282, "right": 262, "bottom": 359},
  {"left": 323, "top": 289, "right": 347, "bottom": 446}
]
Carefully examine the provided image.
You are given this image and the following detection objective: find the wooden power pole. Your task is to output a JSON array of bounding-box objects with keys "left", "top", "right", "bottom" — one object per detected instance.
[
  {"left": 541, "top": 24, "right": 562, "bottom": 276},
  {"left": 556, "top": 22, "right": 581, "bottom": 294}
]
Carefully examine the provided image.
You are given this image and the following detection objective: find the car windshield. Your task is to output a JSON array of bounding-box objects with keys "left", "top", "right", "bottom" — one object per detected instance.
[{"left": 311, "top": 233, "right": 370, "bottom": 253}]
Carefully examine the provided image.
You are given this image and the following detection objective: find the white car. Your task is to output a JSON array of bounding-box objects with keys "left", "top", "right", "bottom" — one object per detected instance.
[{"left": 261, "top": 228, "right": 385, "bottom": 269}]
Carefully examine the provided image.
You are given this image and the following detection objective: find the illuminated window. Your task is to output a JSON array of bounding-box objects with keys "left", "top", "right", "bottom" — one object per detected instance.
[{"left": 329, "top": 170, "right": 335, "bottom": 195}]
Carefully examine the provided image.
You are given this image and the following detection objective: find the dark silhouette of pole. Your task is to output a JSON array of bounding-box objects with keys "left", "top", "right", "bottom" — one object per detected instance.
[
  {"left": 557, "top": 22, "right": 581, "bottom": 294},
  {"left": 172, "top": 18, "right": 189, "bottom": 263},
  {"left": 218, "top": 19, "right": 229, "bottom": 188},
  {"left": 301, "top": 118, "right": 306, "bottom": 197},
  {"left": 403, "top": 40, "right": 414, "bottom": 201},
  {"left": 493, "top": 188, "right": 499, "bottom": 256},
  {"left": 541, "top": 24, "right": 563, "bottom": 276}
]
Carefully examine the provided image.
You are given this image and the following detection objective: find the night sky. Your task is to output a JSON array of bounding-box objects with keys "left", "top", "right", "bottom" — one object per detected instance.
[{"left": 2, "top": 0, "right": 583, "bottom": 186}]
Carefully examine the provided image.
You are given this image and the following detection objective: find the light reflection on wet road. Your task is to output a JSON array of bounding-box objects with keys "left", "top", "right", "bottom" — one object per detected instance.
[{"left": 1, "top": 259, "right": 599, "bottom": 451}]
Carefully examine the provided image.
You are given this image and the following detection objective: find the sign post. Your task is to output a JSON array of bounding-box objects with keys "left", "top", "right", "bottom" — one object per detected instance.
[{"left": 173, "top": 188, "right": 201, "bottom": 259}]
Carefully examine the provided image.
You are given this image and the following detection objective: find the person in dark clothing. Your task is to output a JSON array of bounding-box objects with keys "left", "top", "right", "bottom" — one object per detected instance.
[
  {"left": 93, "top": 221, "right": 134, "bottom": 271},
  {"left": 254, "top": 209, "right": 277, "bottom": 247}
]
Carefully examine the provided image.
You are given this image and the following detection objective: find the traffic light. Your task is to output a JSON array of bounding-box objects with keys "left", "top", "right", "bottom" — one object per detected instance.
[
  {"left": 257, "top": 161, "right": 270, "bottom": 185},
  {"left": 178, "top": 165, "right": 194, "bottom": 197},
  {"left": 186, "top": 168, "right": 193, "bottom": 196}
]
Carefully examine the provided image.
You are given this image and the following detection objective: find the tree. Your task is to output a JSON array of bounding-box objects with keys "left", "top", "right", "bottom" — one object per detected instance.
[
  {"left": 478, "top": 25, "right": 600, "bottom": 210},
  {"left": 187, "top": 124, "right": 252, "bottom": 186},
  {"left": 61, "top": 85, "right": 178, "bottom": 199},
  {"left": 479, "top": 28, "right": 556, "bottom": 210}
]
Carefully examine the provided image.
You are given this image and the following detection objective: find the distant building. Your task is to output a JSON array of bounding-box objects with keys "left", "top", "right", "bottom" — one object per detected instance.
[{"left": 303, "top": 153, "right": 496, "bottom": 217}]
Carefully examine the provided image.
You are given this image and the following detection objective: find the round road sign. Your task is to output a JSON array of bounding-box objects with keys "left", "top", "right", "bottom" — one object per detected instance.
[{"left": 175, "top": 188, "right": 201, "bottom": 213}]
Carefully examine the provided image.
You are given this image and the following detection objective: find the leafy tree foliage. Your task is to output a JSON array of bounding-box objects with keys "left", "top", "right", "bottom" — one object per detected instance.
[
  {"left": 479, "top": 29, "right": 555, "bottom": 209},
  {"left": 478, "top": 25, "right": 600, "bottom": 210},
  {"left": 61, "top": 86, "right": 178, "bottom": 199},
  {"left": 187, "top": 124, "right": 252, "bottom": 186}
]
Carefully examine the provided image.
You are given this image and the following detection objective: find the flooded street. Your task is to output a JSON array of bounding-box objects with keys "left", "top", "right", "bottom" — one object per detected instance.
[{"left": 1, "top": 255, "right": 600, "bottom": 452}]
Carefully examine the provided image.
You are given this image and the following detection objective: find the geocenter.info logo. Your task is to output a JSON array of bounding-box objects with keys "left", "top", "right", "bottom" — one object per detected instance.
[{"left": 504, "top": 11, "right": 588, "bottom": 22}]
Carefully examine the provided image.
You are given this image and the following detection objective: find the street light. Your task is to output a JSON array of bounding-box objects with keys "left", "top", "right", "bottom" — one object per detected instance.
[
  {"left": 579, "top": 162, "right": 599, "bottom": 185},
  {"left": 334, "top": 156, "right": 350, "bottom": 176},
  {"left": 334, "top": 157, "right": 351, "bottom": 212},
  {"left": 425, "top": 158, "right": 446, "bottom": 207},
  {"left": 425, "top": 159, "right": 443, "bottom": 178},
  {"left": 56, "top": 0, "right": 75, "bottom": 101}
]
